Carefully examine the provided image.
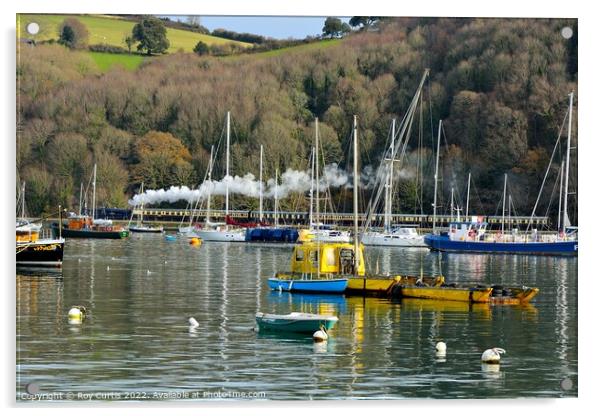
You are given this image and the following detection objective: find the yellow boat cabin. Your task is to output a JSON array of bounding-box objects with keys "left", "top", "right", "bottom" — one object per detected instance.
[{"left": 289, "top": 242, "right": 365, "bottom": 276}]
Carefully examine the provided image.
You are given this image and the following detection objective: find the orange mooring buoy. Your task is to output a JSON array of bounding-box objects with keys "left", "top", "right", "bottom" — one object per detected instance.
[{"left": 189, "top": 237, "right": 202, "bottom": 246}]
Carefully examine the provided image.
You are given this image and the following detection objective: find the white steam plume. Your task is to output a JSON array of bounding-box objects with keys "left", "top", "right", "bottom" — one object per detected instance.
[{"left": 128, "top": 165, "right": 353, "bottom": 206}]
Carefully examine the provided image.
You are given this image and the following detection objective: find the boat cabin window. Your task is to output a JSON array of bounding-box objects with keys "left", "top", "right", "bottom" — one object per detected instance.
[
  {"left": 310, "top": 250, "right": 318, "bottom": 263},
  {"left": 324, "top": 248, "right": 336, "bottom": 266},
  {"left": 295, "top": 249, "right": 304, "bottom": 261}
]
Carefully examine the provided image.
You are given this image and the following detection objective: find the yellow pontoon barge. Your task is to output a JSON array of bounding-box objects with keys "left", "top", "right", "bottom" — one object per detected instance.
[{"left": 277, "top": 242, "right": 537, "bottom": 304}]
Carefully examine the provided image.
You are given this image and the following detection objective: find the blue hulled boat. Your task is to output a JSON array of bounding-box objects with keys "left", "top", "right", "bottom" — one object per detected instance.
[
  {"left": 424, "top": 220, "right": 577, "bottom": 256},
  {"left": 267, "top": 277, "right": 348, "bottom": 293},
  {"left": 245, "top": 227, "right": 299, "bottom": 243}
]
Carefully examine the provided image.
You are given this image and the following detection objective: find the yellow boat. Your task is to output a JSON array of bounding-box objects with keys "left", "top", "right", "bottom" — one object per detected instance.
[
  {"left": 297, "top": 229, "right": 316, "bottom": 243},
  {"left": 489, "top": 286, "right": 540, "bottom": 305},
  {"left": 280, "top": 241, "right": 366, "bottom": 277},
  {"left": 347, "top": 274, "right": 444, "bottom": 296},
  {"left": 275, "top": 241, "right": 538, "bottom": 304},
  {"left": 393, "top": 284, "right": 493, "bottom": 303}
]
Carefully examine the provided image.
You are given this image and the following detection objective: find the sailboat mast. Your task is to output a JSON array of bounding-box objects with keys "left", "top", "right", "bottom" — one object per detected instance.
[
  {"left": 274, "top": 169, "right": 279, "bottom": 227},
  {"left": 450, "top": 187, "right": 454, "bottom": 220},
  {"left": 225, "top": 111, "right": 230, "bottom": 219},
  {"left": 563, "top": 91, "right": 574, "bottom": 234},
  {"left": 558, "top": 160, "right": 564, "bottom": 231},
  {"left": 315, "top": 117, "right": 320, "bottom": 229},
  {"left": 502, "top": 173, "right": 507, "bottom": 236},
  {"left": 21, "top": 182, "right": 26, "bottom": 219},
  {"left": 385, "top": 119, "right": 395, "bottom": 232},
  {"left": 92, "top": 163, "right": 97, "bottom": 220},
  {"left": 206, "top": 145, "right": 214, "bottom": 225},
  {"left": 259, "top": 145, "right": 264, "bottom": 222},
  {"left": 465, "top": 172, "right": 471, "bottom": 220},
  {"left": 140, "top": 182, "right": 144, "bottom": 224},
  {"left": 309, "top": 147, "right": 315, "bottom": 227},
  {"left": 78, "top": 182, "right": 83, "bottom": 216},
  {"left": 353, "top": 115, "right": 359, "bottom": 277},
  {"left": 432, "top": 120, "right": 442, "bottom": 234}
]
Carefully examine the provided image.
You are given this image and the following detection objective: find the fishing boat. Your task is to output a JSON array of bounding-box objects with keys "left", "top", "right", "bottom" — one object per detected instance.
[
  {"left": 424, "top": 218, "right": 577, "bottom": 256},
  {"left": 424, "top": 93, "right": 578, "bottom": 256},
  {"left": 17, "top": 219, "right": 64, "bottom": 267},
  {"left": 255, "top": 312, "right": 339, "bottom": 333},
  {"left": 128, "top": 183, "right": 163, "bottom": 233},
  {"left": 51, "top": 164, "right": 129, "bottom": 239},
  {"left": 194, "top": 112, "right": 246, "bottom": 242}
]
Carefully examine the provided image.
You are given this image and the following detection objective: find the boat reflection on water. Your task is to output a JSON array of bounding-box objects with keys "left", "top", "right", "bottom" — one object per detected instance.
[
  {"left": 266, "top": 291, "right": 347, "bottom": 314},
  {"left": 16, "top": 267, "right": 63, "bottom": 279},
  {"left": 396, "top": 297, "right": 492, "bottom": 316}
]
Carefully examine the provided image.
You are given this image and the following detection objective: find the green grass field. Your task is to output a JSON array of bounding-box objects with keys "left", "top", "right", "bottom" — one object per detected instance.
[
  {"left": 248, "top": 38, "right": 342, "bottom": 58},
  {"left": 88, "top": 51, "right": 145, "bottom": 71},
  {"left": 17, "top": 14, "right": 251, "bottom": 53}
]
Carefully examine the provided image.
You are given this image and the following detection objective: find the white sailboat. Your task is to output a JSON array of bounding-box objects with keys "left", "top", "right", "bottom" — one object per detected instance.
[
  {"left": 16, "top": 182, "right": 42, "bottom": 232},
  {"left": 128, "top": 182, "right": 164, "bottom": 233},
  {"left": 306, "top": 118, "right": 351, "bottom": 243},
  {"left": 361, "top": 119, "right": 426, "bottom": 247},
  {"left": 195, "top": 111, "right": 245, "bottom": 242}
]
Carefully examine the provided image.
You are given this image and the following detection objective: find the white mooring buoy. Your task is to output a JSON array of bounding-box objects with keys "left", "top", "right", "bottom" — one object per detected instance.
[
  {"left": 481, "top": 347, "right": 506, "bottom": 364},
  {"left": 435, "top": 341, "right": 447, "bottom": 354},
  {"left": 189, "top": 317, "right": 200, "bottom": 329},
  {"left": 313, "top": 329, "right": 328, "bottom": 342}
]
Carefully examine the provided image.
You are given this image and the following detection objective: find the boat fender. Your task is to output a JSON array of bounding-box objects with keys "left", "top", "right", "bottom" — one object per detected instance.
[{"left": 481, "top": 347, "right": 506, "bottom": 364}]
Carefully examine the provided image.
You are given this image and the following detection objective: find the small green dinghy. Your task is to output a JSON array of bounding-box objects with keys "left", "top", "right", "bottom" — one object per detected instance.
[{"left": 255, "top": 312, "right": 338, "bottom": 334}]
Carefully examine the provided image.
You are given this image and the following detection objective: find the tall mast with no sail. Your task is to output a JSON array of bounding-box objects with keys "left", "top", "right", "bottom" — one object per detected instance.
[
  {"left": 432, "top": 120, "right": 442, "bottom": 234},
  {"left": 353, "top": 115, "right": 359, "bottom": 277},
  {"left": 562, "top": 91, "right": 574, "bottom": 234}
]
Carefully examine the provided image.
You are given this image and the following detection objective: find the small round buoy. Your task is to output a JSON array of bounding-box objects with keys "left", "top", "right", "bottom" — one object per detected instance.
[
  {"left": 481, "top": 347, "right": 506, "bottom": 364},
  {"left": 189, "top": 237, "right": 201, "bottom": 246},
  {"left": 68, "top": 306, "right": 86, "bottom": 323},
  {"left": 106, "top": 265, "right": 110, "bottom": 271},
  {"left": 313, "top": 329, "right": 328, "bottom": 342},
  {"left": 435, "top": 341, "right": 447, "bottom": 354},
  {"left": 189, "top": 317, "right": 199, "bottom": 329}
]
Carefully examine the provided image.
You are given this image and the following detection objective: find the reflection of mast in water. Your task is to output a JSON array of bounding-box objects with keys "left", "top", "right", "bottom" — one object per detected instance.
[
  {"left": 347, "top": 298, "right": 365, "bottom": 397},
  {"left": 219, "top": 244, "right": 230, "bottom": 376},
  {"left": 203, "top": 244, "right": 210, "bottom": 317},
  {"left": 90, "top": 240, "right": 95, "bottom": 308},
  {"left": 382, "top": 248, "right": 392, "bottom": 275},
  {"left": 255, "top": 247, "right": 261, "bottom": 313},
  {"left": 555, "top": 259, "right": 570, "bottom": 372}
]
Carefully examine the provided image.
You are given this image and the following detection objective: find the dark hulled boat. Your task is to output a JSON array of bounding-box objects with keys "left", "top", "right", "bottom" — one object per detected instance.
[
  {"left": 51, "top": 215, "right": 129, "bottom": 239},
  {"left": 17, "top": 221, "right": 64, "bottom": 267}
]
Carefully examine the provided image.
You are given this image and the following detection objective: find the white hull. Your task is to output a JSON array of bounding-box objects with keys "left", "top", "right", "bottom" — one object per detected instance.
[
  {"left": 361, "top": 232, "right": 427, "bottom": 247},
  {"left": 312, "top": 230, "right": 351, "bottom": 243},
  {"left": 129, "top": 225, "right": 163, "bottom": 233},
  {"left": 195, "top": 229, "right": 246, "bottom": 242}
]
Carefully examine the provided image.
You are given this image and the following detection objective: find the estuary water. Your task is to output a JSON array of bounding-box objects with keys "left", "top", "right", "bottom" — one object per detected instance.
[{"left": 16, "top": 234, "right": 578, "bottom": 400}]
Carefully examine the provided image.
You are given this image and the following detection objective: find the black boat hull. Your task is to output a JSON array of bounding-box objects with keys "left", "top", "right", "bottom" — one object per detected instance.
[{"left": 16, "top": 240, "right": 64, "bottom": 267}]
